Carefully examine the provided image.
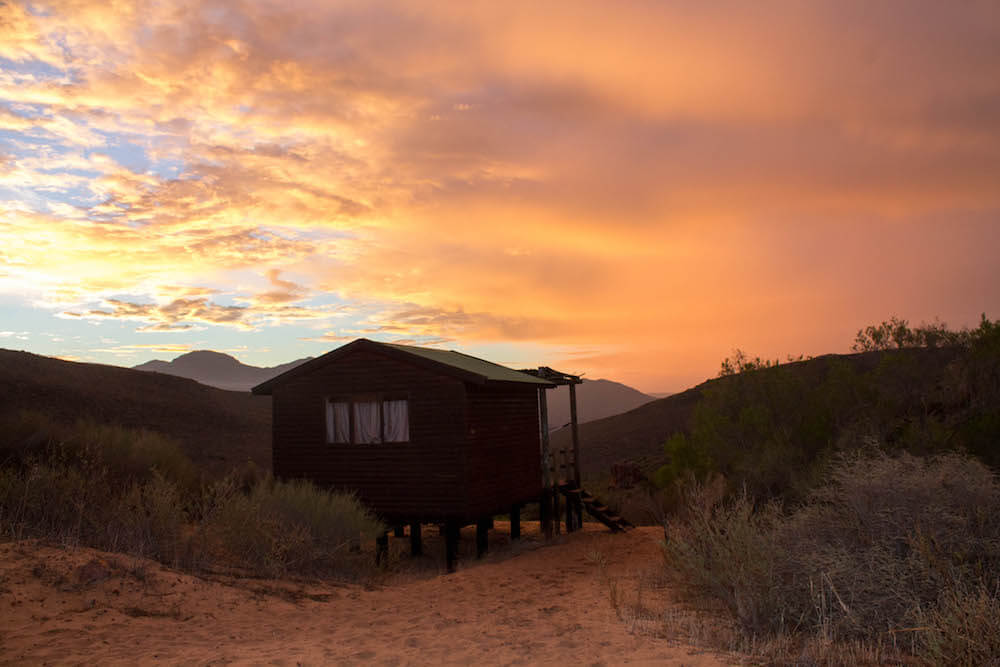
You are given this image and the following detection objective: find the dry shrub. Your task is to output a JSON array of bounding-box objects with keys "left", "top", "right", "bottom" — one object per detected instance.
[
  {"left": 917, "top": 583, "right": 1000, "bottom": 665},
  {"left": 0, "top": 409, "right": 201, "bottom": 493},
  {"left": 663, "top": 475, "right": 789, "bottom": 636},
  {"left": 782, "top": 452, "right": 1000, "bottom": 643},
  {"left": 0, "top": 463, "right": 186, "bottom": 563},
  {"left": 1, "top": 412, "right": 383, "bottom": 581},
  {"left": 201, "top": 475, "right": 383, "bottom": 579},
  {"left": 662, "top": 451, "right": 1000, "bottom": 663}
]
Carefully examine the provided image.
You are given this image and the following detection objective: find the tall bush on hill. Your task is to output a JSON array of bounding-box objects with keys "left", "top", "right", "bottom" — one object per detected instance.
[
  {"left": 656, "top": 351, "right": 861, "bottom": 499},
  {"left": 654, "top": 315, "right": 1000, "bottom": 500}
]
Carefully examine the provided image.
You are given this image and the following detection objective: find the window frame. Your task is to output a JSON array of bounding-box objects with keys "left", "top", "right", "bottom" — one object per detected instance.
[{"left": 325, "top": 392, "right": 410, "bottom": 445}]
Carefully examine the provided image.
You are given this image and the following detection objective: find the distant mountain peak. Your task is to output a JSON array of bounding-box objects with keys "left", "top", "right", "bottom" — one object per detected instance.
[
  {"left": 133, "top": 350, "right": 312, "bottom": 392},
  {"left": 546, "top": 377, "right": 654, "bottom": 429},
  {"left": 178, "top": 350, "right": 240, "bottom": 362}
]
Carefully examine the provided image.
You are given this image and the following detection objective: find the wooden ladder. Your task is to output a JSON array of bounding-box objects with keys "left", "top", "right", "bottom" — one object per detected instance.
[{"left": 558, "top": 482, "right": 633, "bottom": 532}]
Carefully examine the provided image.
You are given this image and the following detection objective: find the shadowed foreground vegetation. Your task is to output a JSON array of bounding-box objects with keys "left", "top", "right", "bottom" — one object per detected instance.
[
  {"left": 651, "top": 316, "right": 1000, "bottom": 664},
  {"left": 664, "top": 452, "right": 1000, "bottom": 664},
  {"left": 0, "top": 412, "right": 383, "bottom": 580}
]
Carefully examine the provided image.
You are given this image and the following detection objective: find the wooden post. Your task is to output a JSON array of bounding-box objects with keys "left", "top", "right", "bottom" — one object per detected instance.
[
  {"left": 510, "top": 504, "right": 521, "bottom": 541},
  {"left": 539, "top": 488, "right": 552, "bottom": 539},
  {"left": 569, "top": 382, "right": 582, "bottom": 487},
  {"left": 553, "top": 486, "right": 561, "bottom": 535},
  {"left": 538, "top": 386, "right": 554, "bottom": 539},
  {"left": 565, "top": 490, "right": 575, "bottom": 532},
  {"left": 375, "top": 531, "right": 389, "bottom": 565},
  {"left": 410, "top": 523, "right": 422, "bottom": 556},
  {"left": 476, "top": 517, "right": 490, "bottom": 558},
  {"left": 445, "top": 519, "right": 460, "bottom": 573},
  {"left": 393, "top": 524, "right": 405, "bottom": 538}
]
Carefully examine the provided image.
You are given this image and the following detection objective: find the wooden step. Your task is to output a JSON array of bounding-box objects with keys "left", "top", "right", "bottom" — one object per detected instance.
[{"left": 555, "top": 483, "right": 632, "bottom": 533}]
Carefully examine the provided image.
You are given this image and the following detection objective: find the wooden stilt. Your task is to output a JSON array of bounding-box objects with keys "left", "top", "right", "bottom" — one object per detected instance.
[
  {"left": 375, "top": 532, "right": 389, "bottom": 565},
  {"left": 553, "top": 486, "right": 561, "bottom": 535},
  {"left": 510, "top": 504, "right": 521, "bottom": 541},
  {"left": 445, "top": 520, "right": 460, "bottom": 573},
  {"left": 410, "top": 523, "right": 422, "bottom": 556},
  {"left": 393, "top": 524, "right": 405, "bottom": 538},
  {"left": 569, "top": 382, "right": 582, "bottom": 487},
  {"left": 540, "top": 488, "right": 553, "bottom": 539},
  {"left": 476, "top": 517, "right": 490, "bottom": 558},
  {"left": 565, "top": 489, "right": 575, "bottom": 532}
]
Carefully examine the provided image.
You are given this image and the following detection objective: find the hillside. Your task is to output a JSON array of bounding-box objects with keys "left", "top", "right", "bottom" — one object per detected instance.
[
  {"left": 545, "top": 378, "right": 653, "bottom": 429},
  {"left": 557, "top": 351, "right": 893, "bottom": 480},
  {"left": 0, "top": 349, "right": 271, "bottom": 475},
  {"left": 553, "top": 383, "right": 705, "bottom": 479},
  {"left": 134, "top": 350, "right": 310, "bottom": 392}
]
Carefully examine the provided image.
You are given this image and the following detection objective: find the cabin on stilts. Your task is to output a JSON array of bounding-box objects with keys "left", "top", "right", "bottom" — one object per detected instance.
[{"left": 252, "top": 338, "right": 626, "bottom": 572}]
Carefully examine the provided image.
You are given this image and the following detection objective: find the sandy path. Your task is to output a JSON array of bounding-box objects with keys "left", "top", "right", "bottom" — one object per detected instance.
[{"left": 1, "top": 525, "right": 730, "bottom": 665}]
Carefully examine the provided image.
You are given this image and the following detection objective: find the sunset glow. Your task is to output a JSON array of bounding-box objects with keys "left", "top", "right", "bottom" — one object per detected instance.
[{"left": 2, "top": 1, "right": 998, "bottom": 391}]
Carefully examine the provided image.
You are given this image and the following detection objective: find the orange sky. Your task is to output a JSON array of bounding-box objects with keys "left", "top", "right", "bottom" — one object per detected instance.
[{"left": 1, "top": 1, "right": 999, "bottom": 392}]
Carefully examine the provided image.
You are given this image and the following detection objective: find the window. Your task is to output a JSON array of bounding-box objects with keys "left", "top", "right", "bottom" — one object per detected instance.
[{"left": 326, "top": 396, "right": 409, "bottom": 444}]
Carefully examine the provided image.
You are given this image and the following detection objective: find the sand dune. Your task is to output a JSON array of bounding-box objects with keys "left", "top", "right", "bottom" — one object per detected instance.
[{"left": 1, "top": 525, "right": 728, "bottom": 665}]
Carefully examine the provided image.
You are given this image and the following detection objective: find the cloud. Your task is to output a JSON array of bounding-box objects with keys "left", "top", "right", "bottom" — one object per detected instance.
[
  {"left": 2, "top": 0, "right": 999, "bottom": 390},
  {"left": 366, "top": 305, "right": 560, "bottom": 342},
  {"left": 95, "top": 342, "right": 194, "bottom": 356},
  {"left": 253, "top": 269, "right": 308, "bottom": 305}
]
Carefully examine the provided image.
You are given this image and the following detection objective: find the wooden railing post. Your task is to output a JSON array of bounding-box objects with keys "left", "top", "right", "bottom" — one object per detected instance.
[
  {"left": 538, "top": 386, "right": 554, "bottom": 539},
  {"left": 569, "top": 382, "right": 581, "bottom": 487}
]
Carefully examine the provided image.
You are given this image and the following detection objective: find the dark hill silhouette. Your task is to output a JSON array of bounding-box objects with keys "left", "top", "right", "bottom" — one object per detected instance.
[
  {"left": 1, "top": 349, "right": 271, "bottom": 475},
  {"left": 553, "top": 351, "right": 900, "bottom": 480},
  {"left": 134, "top": 350, "right": 310, "bottom": 392},
  {"left": 545, "top": 378, "right": 654, "bottom": 430}
]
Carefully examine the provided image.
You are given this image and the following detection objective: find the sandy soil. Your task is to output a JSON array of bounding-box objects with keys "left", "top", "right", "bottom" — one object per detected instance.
[{"left": 0, "top": 524, "right": 732, "bottom": 665}]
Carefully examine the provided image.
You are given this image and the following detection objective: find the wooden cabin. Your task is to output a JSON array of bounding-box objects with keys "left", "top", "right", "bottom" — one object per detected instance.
[{"left": 251, "top": 338, "right": 555, "bottom": 534}]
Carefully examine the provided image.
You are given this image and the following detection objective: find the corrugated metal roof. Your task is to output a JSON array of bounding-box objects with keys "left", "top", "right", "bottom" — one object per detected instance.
[{"left": 380, "top": 342, "right": 554, "bottom": 386}]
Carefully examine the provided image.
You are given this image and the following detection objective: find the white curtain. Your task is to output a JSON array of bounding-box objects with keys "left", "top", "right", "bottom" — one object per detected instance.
[
  {"left": 382, "top": 399, "right": 409, "bottom": 442},
  {"left": 327, "top": 401, "right": 350, "bottom": 443},
  {"left": 353, "top": 401, "right": 381, "bottom": 444}
]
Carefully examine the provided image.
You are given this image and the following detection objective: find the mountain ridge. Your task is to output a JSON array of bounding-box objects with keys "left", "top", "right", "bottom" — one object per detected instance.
[
  {"left": 134, "top": 350, "right": 655, "bottom": 426},
  {"left": 134, "top": 350, "right": 312, "bottom": 392}
]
